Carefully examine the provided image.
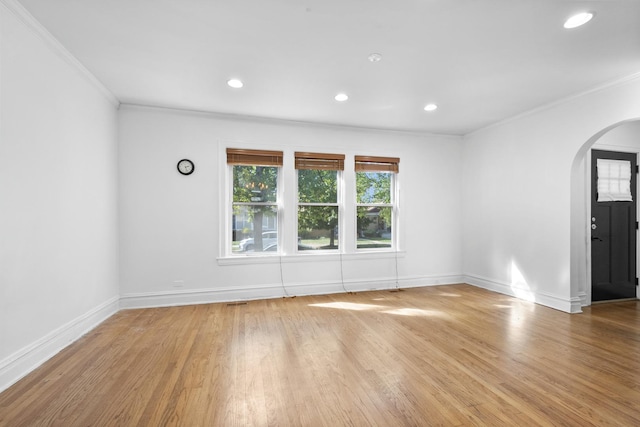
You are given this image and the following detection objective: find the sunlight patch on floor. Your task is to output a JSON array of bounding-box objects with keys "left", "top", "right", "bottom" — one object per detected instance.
[
  {"left": 308, "top": 302, "right": 447, "bottom": 318},
  {"left": 309, "top": 302, "right": 384, "bottom": 311},
  {"left": 382, "top": 308, "right": 447, "bottom": 317}
]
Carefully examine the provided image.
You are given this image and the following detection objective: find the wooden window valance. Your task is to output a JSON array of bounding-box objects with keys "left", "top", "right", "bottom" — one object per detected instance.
[
  {"left": 226, "top": 148, "right": 283, "bottom": 166},
  {"left": 354, "top": 156, "right": 399, "bottom": 173},
  {"left": 295, "top": 152, "right": 345, "bottom": 171}
]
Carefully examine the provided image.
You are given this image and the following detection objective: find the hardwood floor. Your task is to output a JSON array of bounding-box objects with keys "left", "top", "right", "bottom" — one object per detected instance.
[{"left": 1, "top": 284, "right": 640, "bottom": 426}]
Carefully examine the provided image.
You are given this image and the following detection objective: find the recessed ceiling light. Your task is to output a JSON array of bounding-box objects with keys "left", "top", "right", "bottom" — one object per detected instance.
[
  {"left": 424, "top": 103, "right": 438, "bottom": 112},
  {"left": 335, "top": 93, "right": 349, "bottom": 102},
  {"left": 564, "top": 12, "right": 594, "bottom": 29},
  {"left": 368, "top": 53, "right": 382, "bottom": 62},
  {"left": 227, "top": 78, "right": 244, "bottom": 88}
]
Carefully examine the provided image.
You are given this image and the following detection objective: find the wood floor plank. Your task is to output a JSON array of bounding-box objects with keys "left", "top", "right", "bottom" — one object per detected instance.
[{"left": 2, "top": 284, "right": 640, "bottom": 426}]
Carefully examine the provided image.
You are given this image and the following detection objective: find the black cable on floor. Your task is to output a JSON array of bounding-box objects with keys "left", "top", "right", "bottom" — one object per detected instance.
[{"left": 279, "top": 255, "right": 291, "bottom": 297}]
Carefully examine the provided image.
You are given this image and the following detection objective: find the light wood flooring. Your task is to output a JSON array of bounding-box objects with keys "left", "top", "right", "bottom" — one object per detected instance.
[{"left": 1, "top": 284, "right": 640, "bottom": 426}]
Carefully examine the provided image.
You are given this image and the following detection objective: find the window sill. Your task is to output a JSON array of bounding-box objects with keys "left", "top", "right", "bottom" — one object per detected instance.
[{"left": 217, "top": 250, "right": 405, "bottom": 266}]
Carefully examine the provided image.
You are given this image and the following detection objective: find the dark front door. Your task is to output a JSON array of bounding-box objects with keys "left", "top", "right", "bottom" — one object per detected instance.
[{"left": 591, "top": 149, "right": 637, "bottom": 301}]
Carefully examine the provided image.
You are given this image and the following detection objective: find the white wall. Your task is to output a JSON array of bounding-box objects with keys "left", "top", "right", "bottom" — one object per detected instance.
[
  {"left": 118, "top": 105, "right": 463, "bottom": 307},
  {"left": 463, "top": 76, "right": 640, "bottom": 312},
  {"left": 593, "top": 121, "right": 640, "bottom": 150},
  {"left": 0, "top": 1, "right": 119, "bottom": 391}
]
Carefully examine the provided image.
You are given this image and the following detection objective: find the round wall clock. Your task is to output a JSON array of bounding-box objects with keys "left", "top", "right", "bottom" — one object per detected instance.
[{"left": 177, "top": 159, "right": 194, "bottom": 175}]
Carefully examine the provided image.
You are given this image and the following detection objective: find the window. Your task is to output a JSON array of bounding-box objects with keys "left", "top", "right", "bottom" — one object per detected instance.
[
  {"left": 355, "top": 156, "right": 399, "bottom": 249},
  {"left": 224, "top": 149, "right": 400, "bottom": 257},
  {"left": 296, "top": 152, "right": 344, "bottom": 251},
  {"left": 227, "top": 148, "right": 282, "bottom": 253},
  {"left": 597, "top": 158, "right": 633, "bottom": 202}
]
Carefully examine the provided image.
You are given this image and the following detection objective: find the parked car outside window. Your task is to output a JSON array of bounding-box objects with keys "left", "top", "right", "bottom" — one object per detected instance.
[
  {"left": 239, "top": 232, "right": 306, "bottom": 252},
  {"left": 238, "top": 231, "right": 278, "bottom": 252}
]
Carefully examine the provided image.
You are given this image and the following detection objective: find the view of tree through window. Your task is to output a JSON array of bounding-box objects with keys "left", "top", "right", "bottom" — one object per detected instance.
[
  {"left": 232, "top": 165, "right": 278, "bottom": 253},
  {"left": 227, "top": 149, "right": 396, "bottom": 256},
  {"left": 298, "top": 169, "right": 339, "bottom": 250},
  {"left": 356, "top": 172, "right": 393, "bottom": 248}
]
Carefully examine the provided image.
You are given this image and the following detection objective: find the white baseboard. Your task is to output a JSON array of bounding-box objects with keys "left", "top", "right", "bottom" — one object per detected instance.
[
  {"left": 119, "top": 274, "right": 465, "bottom": 309},
  {"left": 463, "top": 274, "right": 582, "bottom": 313},
  {"left": 0, "top": 296, "right": 120, "bottom": 393}
]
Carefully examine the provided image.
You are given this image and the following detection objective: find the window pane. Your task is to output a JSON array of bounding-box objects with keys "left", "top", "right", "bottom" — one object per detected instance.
[
  {"left": 233, "top": 165, "right": 278, "bottom": 203},
  {"left": 298, "top": 206, "right": 339, "bottom": 250},
  {"left": 357, "top": 206, "right": 392, "bottom": 249},
  {"left": 232, "top": 205, "right": 278, "bottom": 253},
  {"left": 356, "top": 172, "right": 391, "bottom": 204},
  {"left": 597, "top": 158, "right": 633, "bottom": 202},
  {"left": 298, "top": 169, "right": 338, "bottom": 203}
]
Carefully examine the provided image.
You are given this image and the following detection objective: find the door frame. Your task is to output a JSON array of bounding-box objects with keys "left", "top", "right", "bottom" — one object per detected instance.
[{"left": 586, "top": 145, "right": 640, "bottom": 304}]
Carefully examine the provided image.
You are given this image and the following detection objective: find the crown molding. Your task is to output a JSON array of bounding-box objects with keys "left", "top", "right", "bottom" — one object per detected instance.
[
  {"left": 118, "top": 102, "right": 462, "bottom": 140},
  {"left": 1, "top": 0, "right": 119, "bottom": 107},
  {"left": 467, "top": 71, "right": 640, "bottom": 138}
]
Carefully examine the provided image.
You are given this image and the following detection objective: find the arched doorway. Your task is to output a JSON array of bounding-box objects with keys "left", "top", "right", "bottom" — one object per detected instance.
[{"left": 571, "top": 119, "right": 640, "bottom": 307}]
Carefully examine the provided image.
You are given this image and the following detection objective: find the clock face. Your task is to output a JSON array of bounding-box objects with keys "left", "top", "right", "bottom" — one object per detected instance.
[{"left": 177, "top": 159, "right": 194, "bottom": 175}]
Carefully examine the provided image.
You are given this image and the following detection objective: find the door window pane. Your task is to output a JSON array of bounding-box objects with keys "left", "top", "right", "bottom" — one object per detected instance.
[{"left": 597, "top": 159, "right": 633, "bottom": 202}]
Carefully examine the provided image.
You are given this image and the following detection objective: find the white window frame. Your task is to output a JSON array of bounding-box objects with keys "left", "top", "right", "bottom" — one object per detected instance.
[
  {"left": 227, "top": 159, "right": 283, "bottom": 257},
  {"left": 296, "top": 168, "right": 343, "bottom": 253},
  {"left": 218, "top": 147, "right": 401, "bottom": 262},
  {"left": 355, "top": 171, "right": 398, "bottom": 251}
]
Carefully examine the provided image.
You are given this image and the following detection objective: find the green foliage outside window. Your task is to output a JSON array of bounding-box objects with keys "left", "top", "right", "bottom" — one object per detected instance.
[
  {"left": 356, "top": 172, "right": 392, "bottom": 248},
  {"left": 298, "top": 169, "right": 339, "bottom": 249},
  {"left": 298, "top": 169, "right": 337, "bottom": 203},
  {"left": 233, "top": 165, "right": 278, "bottom": 202},
  {"left": 232, "top": 165, "right": 279, "bottom": 252}
]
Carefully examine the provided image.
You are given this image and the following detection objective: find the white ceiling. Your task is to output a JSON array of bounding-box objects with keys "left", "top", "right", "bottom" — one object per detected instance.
[{"left": 15, "top": 0, "right": 640, "bottom": 135}]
